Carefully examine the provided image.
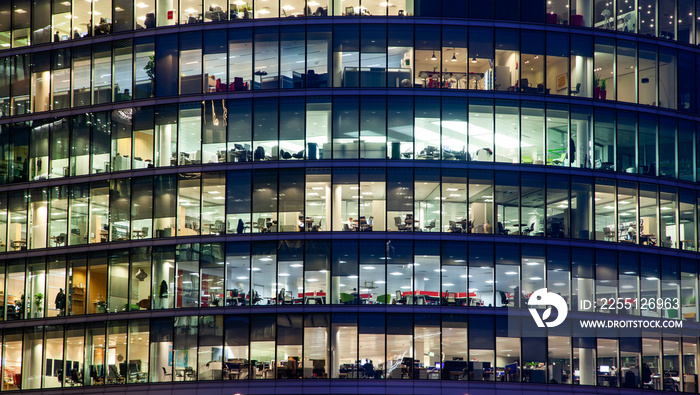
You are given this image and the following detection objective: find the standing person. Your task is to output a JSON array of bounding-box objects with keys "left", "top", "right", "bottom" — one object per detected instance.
[{"left": 55, "top": 288, "right": 66, "bottom": 316}]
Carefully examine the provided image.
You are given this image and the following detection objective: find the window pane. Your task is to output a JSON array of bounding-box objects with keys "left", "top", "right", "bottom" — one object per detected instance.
[{"left": 113, "top": 40, "right": 133, "bottom": 101}]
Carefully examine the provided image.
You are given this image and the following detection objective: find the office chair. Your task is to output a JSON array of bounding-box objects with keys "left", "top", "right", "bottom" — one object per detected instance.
[
  {"left": 376, "top": 294, "right": 391, "bottom": 304},
  {"left": 663, "top": 377, "right": 679, "bottom": 391},
  {"left": 499, "top": 291, "right": 509, "bottom": 307},
  {"left": 394, "top": 217, "right": 408, "bottom": 231},
  {"left": 107, "top": 365, "right": 120, "bottom": 384},
  {"left": 213, "top": 220, "right": 224, "bottom": 234},
  {"left": 343, "top": 223, "right": 352, "bottom": 232},
  {"left": 128, "top": 362, "right": 140, "bottom": 382},
  {"left": 358, "top": 216, "right": 367, "bottom": 231},
  {"left": 254, "top": 146, "right": 266, "bottom": 160},
  {"left": 6, "top": 304, "right": 18, "bottom": 320},
  {"left": 446, "top": 292, "right": 457, "bottom": 306},
  {"left": 448, "top": 220, "right": 457, "bottom": 233},
  {"left": 570, "top": 82, "right": 581, "bottom": 95},
  {"left": 184, "top": 366, "right": 196, "bottom": 380},
  {"left": 251, "top": 290, "right": 262, "bottom": 305},
  {"left": 424, "top": 219, "right": 436, "bottom": 232},
  {"left": 520, "top": 78, "right": 530, "bottom": 92},
  {"left": 254, "top": 217, "right": 267, "bottom": 233},
  {"left": 280, "top": 149, "right": 293, "bottom": 159},
  {"left": 70, "top": 369, "right": 83, "bottom": 385},
  {"left": 524, "top": 223, "right": 535, "bottom": 236},
  {"left": 340, "top": 293, "right": 355, "bottom": 304}
]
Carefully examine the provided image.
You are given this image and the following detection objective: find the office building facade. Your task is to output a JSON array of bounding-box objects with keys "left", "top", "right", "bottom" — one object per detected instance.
[{"left": 0, "top": 0, "right": 699, "bottom": 393}]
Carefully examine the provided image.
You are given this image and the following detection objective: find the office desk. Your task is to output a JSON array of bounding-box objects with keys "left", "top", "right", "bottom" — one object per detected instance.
[
  {"left": 50, "top": 236, "right": 65, "bottom": 247},
  {"left": 298, "top": 292, "right": 326, "bottom": 304},
  {"left": 640, "top": 234, "right": 657, "bottom": 245},
  {"left": 399, "top": 290, "right": 475, "bottom": 305},
  {"left": 597, "top": 374, "right": 617, "bottom": 387},
  {"left": 174, "top": 368, "right": 197, "bottom": 380},
  {"left": 405, "top": 219, "right": 420, "bottom": 227},
  {"left": 205, "top": 9, "right": 227, "bottom": 21},
  {"left": 10, "top": 240, "right": 26, "bottom": 251},
  {"left": 254, "top": 369, "right": 274, "bottom": 379},
  {"left": 456, "top": 219, "right": 471, "bottom": 232},
  {"left": 206, "top": 223, "right": 225, "bottom": 235}
]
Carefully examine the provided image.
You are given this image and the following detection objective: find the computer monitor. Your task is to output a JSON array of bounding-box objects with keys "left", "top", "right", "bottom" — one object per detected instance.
[
  {"left": 573, "top": 369, "right": 580, "bottom": 377},
  {"left": 599, "top": 365, "right": 610, "bottom": 373},
  {"left": 435, "top": 362, "right": 441, "bottom": 369}
]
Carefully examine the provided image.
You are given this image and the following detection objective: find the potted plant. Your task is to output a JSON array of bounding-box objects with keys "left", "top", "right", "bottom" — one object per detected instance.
[
  {"left": 145, "top": 55, "right": 156, "bottom": 97},
  {"left": 600, "top": 78, "right": 607, "bottom": 100},
  {"left": 593, "top": 74, "right": 600, "bottom": 99},
  {"left": 34, "top": 293, "right": 44, "bottom": 315}
]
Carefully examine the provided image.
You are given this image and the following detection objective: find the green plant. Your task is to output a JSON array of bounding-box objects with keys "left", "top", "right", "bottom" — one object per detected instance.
[
  {"left": 34, "top": 293, "right": 44, "bottom": 313},
  {"left": 600, "top": 78, "right": 607, "bottom": 90},
  {"left": 526, "top": 361, "right": 538, "bottom": 368},
  {"left": 145, "top": 55, "right": 156, "bottom": 81},
  {"left": 593, "top": 74, "right": 600, "bottom": 88}
]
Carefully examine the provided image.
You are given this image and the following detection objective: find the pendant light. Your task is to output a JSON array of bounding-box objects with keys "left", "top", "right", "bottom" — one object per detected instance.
[{"left": 431, "top": 51, "right": 436, "bottom": 60}]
